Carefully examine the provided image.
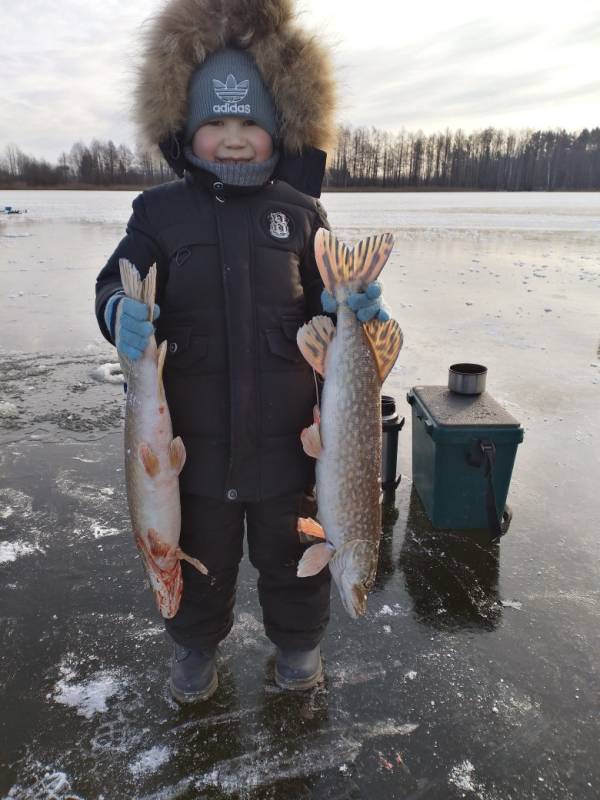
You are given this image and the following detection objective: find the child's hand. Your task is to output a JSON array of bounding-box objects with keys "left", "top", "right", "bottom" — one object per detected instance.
[
  {"left": 104, "top": 294, "right": 160, "bottom": 360},
  {"left": 321, "top": 282, "right": 389, "bottom": 322}
]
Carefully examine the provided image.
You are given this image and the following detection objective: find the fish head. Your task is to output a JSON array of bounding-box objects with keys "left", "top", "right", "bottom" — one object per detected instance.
[{"left": 329, "top": 539, "right": 378, "bottom": 619}]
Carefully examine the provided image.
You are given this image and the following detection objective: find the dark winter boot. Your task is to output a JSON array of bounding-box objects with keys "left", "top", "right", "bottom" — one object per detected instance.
[
  {"left": 274, "top": 645, "right": 323, "bottom": 690},
  {"left": 169, "top": 642, "right": 218, "bottom": 703}
]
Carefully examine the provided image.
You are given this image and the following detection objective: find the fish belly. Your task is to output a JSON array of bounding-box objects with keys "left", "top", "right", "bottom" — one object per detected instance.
[
  {"left": 123, "top": 354, "right": 185, "bottom": 617},
  {"left": 124, "top": 357, "right": 181, "bottom": 569}
]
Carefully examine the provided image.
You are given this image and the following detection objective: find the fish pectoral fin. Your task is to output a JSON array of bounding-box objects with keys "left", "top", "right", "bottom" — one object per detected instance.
[
  {"left": 139, "top": 443, "right": 160, "bottom": 477},
  {"left": 362, "top": 318, "right": 404, "bottom": 383},
  {"left": 297, "top": 542, "right": 335, "bottom": 577},
  {"left": 297, "top": 516, "right": 326, "bottom": 543},
  {"left": 169, "top": 436, "right": 186, "bottom": 474},
  {"left": 297, "top": 315, "right": 335, "bottom": 376},
  {"left": 176, "top": 548, "right": 209, "bottom": 575},
  {"left": 300, "top": 423, "right": 322, "bottom": 459}
]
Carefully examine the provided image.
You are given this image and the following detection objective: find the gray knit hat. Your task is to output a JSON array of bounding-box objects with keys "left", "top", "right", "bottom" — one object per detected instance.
[{"left": 185, "top": 47, "right": 278, "bottom": 143}]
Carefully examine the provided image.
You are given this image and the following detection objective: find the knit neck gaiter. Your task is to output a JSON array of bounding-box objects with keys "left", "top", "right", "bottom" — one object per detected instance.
[{"left": 184, "top": 145, "right": 279, "bottom": 187}]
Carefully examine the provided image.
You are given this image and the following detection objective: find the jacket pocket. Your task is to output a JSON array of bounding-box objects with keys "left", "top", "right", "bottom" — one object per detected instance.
[
  {"left": 161, "top": 326, "right": 209, "bottom": 371},
  {"left": 265, "top": 317, "right": 305, "bottom": 364}
]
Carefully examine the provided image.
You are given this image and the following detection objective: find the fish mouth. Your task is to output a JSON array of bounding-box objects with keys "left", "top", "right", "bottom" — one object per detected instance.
[{"left": 339, "top": 579, "right": 368, "bottom": 619}]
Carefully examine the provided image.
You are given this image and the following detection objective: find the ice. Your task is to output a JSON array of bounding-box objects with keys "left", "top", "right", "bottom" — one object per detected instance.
[
  {"left": 0, "top": 540, "right": 40, "bottom": 563},
  {"left": 2, "top": 190, "right": 600, "bottom": 798},
  {"left": 5, "top": 769, "right": 85, "bottom": 800},
  {"left": 129, "top": 746, "right": 172, "bottom": 777},
  {"left": 90, "top": 522, "right": 121, "bottom": 539},
  {"left": 449, "top": 760, "right": 476, "bottom": 791},
  {"left": 0, "top": 401, "right": 19, "bottom": 418},
  {"left": 53, "top": 665, "right": 122, "bottom": 719},
  {"left": 90, "top": 362, "right": 124, "bottom": 384}
]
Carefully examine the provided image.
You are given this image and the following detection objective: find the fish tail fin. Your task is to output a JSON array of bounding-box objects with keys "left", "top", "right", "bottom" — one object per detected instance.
[
  {"left": 119, "top": 258, "right": 157, "bottom": 322},
  {"left": 363, "top": 318, "right": 404, "bottom": 383},
  {"left": 314, "top": 228, "right": 394, "bottom": 296}
]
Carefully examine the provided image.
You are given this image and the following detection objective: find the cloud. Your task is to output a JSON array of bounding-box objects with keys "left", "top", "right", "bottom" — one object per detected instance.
[
  {"left": 1, "top": 2, "right": 599, "bottom": 161},
  {"left": 335, "top": 16, "right": 600, "bottom": 133}
]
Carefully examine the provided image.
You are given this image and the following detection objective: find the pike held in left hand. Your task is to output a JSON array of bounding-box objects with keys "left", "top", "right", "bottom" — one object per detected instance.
[
  {"left": 296, "top": 229, "right": 403, "bottom": 618},
  {"left": 118, "top": 259, "right": 208, "bottom": 618}
]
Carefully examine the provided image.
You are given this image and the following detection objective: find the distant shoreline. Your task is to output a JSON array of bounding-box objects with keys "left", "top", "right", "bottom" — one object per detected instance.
[{"left": 1, "top": 183, "right": 598, "bottom": 193}]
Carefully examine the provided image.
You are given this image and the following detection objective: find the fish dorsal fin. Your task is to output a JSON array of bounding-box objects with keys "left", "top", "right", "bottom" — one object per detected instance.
[
  {"left": 363, "top": 319, "right": 404, "bottom": 383},
  {"left": 119, "top": 258, "right": 157, "bottom": 322},
  {"left": 314, "top": 229, "right": 394, "bottom": 292},
  {"left": 297, "top": 315, "right": 336, "bottom": 376}
]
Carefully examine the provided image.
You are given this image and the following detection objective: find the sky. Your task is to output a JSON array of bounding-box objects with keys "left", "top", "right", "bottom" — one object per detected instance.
[{"left": 2, "top": 0, "right": 599, "bottom": 161}]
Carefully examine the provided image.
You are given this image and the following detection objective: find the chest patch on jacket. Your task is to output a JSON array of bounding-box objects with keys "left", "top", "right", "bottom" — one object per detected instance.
[{"left": 264, "top": 210, "right": 294, "bottom": 241}]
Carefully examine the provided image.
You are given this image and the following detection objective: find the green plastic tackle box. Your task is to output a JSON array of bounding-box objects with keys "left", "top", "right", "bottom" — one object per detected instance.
[{"left": 407, "top": 386, "right": 524, "bottom": 532}]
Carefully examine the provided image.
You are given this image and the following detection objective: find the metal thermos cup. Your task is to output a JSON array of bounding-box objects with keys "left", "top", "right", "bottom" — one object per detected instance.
[
  {"left": 381, "top": 395, "right": 404, "bottom": 491},
  {"left": 448, "top": 363, "right": 488, "bottom": 395}
]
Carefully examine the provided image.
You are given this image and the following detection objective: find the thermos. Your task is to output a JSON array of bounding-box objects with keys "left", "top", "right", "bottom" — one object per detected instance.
[{"left": 381, "top": 395, "right": 404, "bottom": 494}]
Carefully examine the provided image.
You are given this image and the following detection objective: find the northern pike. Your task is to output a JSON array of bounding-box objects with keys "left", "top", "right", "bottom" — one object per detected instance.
[
  {"left": 296, "top": 230, "right": 403, "bottom": 618},
  {"left": 118, "top": 259, "right": 208, "bottom": 618}
]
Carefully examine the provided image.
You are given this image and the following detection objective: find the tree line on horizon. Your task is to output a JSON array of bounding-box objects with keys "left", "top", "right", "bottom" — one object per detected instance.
[{"left": 1, "top": 125, "right": 599, "bottom": 190}]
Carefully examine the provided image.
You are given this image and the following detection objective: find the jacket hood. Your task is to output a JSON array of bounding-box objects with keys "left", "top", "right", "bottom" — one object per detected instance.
[{"left": 134, "top": 0, "right": 337, "bottom": 156}]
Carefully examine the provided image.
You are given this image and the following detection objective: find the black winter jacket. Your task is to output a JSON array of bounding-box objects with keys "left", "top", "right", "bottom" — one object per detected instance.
[{"left": 95, "top": 167, "right": 329, "bottom": 502}]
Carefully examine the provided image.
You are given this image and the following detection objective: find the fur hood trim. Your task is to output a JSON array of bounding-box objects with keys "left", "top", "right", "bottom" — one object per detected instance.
[{"left": 134, "top": 0, "right": 337, "bottom": 154}]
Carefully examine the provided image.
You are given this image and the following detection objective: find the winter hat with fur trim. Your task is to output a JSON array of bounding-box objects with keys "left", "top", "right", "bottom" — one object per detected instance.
[
  {"left": 185, "top": 47, "right": 278, "bottom": 143},
  {"left": 133, "top": 0, "right": 337, "bottom": 156}
]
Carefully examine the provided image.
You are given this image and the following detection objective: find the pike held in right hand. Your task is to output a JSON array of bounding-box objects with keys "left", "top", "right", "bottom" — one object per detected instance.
[
  {"left": 117, "top": 258, "right": 208, "bottom": 618},
  {"left": 296, "top": 229, "right": 403, "bottom": 618}
]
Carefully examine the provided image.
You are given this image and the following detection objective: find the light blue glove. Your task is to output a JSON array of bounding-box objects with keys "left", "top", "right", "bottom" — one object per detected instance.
[
  {"left": 321, "top": 281, "right": 389, "bottom": 322},
  {"left": 104, "top": 293, "right": 160, "bottom": 361}
]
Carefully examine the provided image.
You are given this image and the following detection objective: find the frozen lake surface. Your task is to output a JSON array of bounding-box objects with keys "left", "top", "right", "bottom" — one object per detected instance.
[{"left": 0, "top": 190, "right": 599, "bottom": 799}]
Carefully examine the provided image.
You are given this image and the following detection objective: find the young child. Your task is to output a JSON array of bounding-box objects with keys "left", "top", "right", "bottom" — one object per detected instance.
[{"left": 95, "top": 0, "right": 387, "bottom": 703}]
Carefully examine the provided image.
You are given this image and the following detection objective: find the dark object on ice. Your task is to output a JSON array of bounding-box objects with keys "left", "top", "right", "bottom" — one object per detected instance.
[
  {"left": 407, "top": 375, "right": 523, "bottom": 541},
  {"left": 3, "top": 206, "right": 27, "bottom": 215},
  {"left": 381, "top": 394, "right": 404, "bottom": 497},
  {"left": 169, "top": 640, "right": 218, "bottom": 703},
  {"left": 448, "top": 362, "right": 487, "bottom": 394},
  {"left": 274, "top": 645, "right": 323, "bottom": 690}
]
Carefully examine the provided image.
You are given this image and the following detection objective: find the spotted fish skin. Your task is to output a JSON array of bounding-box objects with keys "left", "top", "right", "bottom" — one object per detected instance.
[
  {"left": 296, "top": 230, "right": 403, "bottom": 619},
  {"left": 316, "top": 301, "right": 382, "bottom": 617}
]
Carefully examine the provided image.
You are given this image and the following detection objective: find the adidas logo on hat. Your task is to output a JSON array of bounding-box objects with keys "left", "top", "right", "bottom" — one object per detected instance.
[
  {"left": 213, "top": 75, "right": 249, "bottom": 102},
  {"left": 212, "top": 74, "right": 251, "bottom": 114}
]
